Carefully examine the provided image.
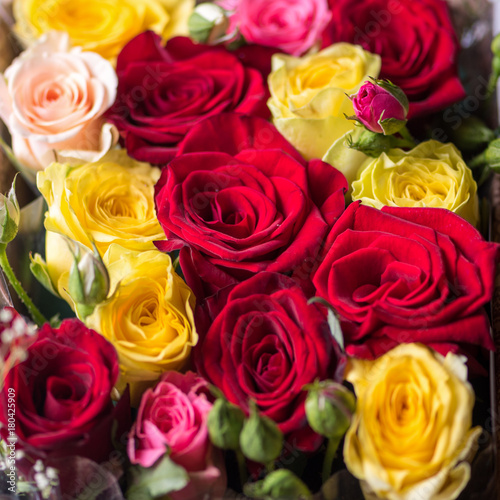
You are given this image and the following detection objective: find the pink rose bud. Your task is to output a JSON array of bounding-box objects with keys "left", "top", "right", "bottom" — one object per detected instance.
[{"left": 350, "top": 79, "right": 409, "bottom": 135}]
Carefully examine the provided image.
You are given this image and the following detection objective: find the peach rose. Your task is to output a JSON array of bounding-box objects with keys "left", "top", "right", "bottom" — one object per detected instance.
[{"left": 0, "top": 31, "right": 118, "bottom": 179}]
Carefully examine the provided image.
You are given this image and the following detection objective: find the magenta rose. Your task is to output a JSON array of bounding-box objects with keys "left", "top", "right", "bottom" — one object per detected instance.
[
  {"left": 194, "top": 272, "right": 345, "bottom": 452},
  {"left": 154, "top": 113, "right": 348, "bottom": 300},
  {"left": 313, "top": 202, "right": 499, "bottom": 370},
  {"left": 128, "top": 371, "right": 226, "bottom": 500},
  {"left": 322, "top": 0, "right": 465, "bottom": 118},
  {"left": 220, "top": 0, "right": 331, "bottom": 56},
  {"left": 0, "top": 319, "right": 126, "bottom": 465},
  {"left": 106, "top": 31, "right": 268, "bottom": 164},
  {"left": 351, "top": 80, "right": 408, "bottom": 134}
]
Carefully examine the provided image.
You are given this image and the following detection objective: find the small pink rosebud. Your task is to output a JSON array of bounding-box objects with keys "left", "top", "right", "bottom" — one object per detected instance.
[{"left": 350, "top": 79, "right": 409, "bottom": 135}]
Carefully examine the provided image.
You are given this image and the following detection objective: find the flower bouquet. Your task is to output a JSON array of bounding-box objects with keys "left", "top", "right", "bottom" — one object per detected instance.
[{"left": 0, "top": 0, "right": 499, "bottom": 499}]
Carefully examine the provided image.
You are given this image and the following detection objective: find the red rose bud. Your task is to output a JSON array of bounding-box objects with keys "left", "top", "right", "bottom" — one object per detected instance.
[
  {"left": 305, "top": 380, "right": 355, "bottom": 439},
  {"left": 351, "top": 80, "right": 408, "bottom": 136}
]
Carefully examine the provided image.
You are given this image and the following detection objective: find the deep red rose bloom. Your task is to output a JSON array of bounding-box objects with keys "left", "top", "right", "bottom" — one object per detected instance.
[
  {"left": 313, "top": 202, "right": 499, "bottom": 367},
  {"left": 322, "top": 0, "right": 465, "bottom": 118},
  {"left": 194, "top": 272, "right": 345, "bottom": 452},
  {"left": 155, "top": 113, "right": 348, "bottom": 300},
  {"left": 106, "top": 31, "right": 268, "bottom": 164},
  {"left": 0, "top": 319, "right": 126, "bottom": 464}
]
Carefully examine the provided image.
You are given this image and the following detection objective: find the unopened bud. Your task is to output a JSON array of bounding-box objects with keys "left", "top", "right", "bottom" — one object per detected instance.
[
  {"left": 67, "top": 241, "right": 109, "bottom": 316},
  {"left": 240, "top": 401, "right": 283, "bottom": 465},
  {"left": 244, "top": 469, "right": 312, "bottom": 500},
  {"left": 0, "top": 176, "right": 20, "bottom": 245},
  {"left": 347, "top": 128, "right": 399, "bottom": 158},
  {"left": 188, "top": 3, "right": 229, "bottom": 44},
  {"left": 305, "top": 380, "right": 356, "bottom": 439},
  {"left": 207, "top": 398, "right": 245, "bottom": 451},
  {"left": 484, "top": 138, "right": 500, "bottom": 171},
  {"left": 350, "top": 78, "right": 408, "bottom": 136},
  {"left": 448, "top": 116, "right": 495, "bottom": 153},
  {"left": 492, "top": 33, "right": 500, "bottom": 58}
]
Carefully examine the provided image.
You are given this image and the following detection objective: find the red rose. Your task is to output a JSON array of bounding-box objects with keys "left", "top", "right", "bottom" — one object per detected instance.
[
  {"left": 0, "top": 319, "right": 127, "bottom": 465},
  {"left": 155, "top": 113, "right": 347, "bottom": 299},
  {"left": 194, "top": 272, "right": 345, "bottom": 452},
  {"left": 107, "top": 32, "right": 268, "bottom": 164},
  {"left": 313, "top": 202, "right": 499, "bottom": 367},
  {"left": 322, "top": 0, "right": 465, "bottom": 118}
]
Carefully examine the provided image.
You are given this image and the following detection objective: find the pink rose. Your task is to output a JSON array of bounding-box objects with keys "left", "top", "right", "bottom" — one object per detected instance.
[
  {"left": 223, "top": 0, "right": 331, "bottom": 56},
  {"left": 128, "top": 372, "right": 226, "bottom": 500},
  {"left": 0, "top": 31, "right": 118, "bottom": 177},
  {"left": 351, "top": 80, "right": 408, "bottom": 135}
]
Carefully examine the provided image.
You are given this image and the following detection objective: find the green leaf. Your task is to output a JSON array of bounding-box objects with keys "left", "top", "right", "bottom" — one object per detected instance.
[
  {"left": 127, "top": 454, "right": 189, "bottom": 500},
  {"left": 308, "top": 297, "right": 345, "bottom": 352},
  {"left": 379, "top": 117, "right": 407, "bottom": 136},
  {"left": 326, "top": 309, "right": 344, "bottom": 353},
  {"left": 29, "top": 253, "right": 60, "bottom": 297}
]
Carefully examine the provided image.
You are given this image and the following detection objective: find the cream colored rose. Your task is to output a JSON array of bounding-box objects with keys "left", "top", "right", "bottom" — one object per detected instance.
[
  {"left": 344, "top": 343, "right": 481, "bottom": 500},
  {"left": 37, "top": 150, "right": 166, "bottom": 295},
  {"left": 86, "top": 245, "right": 198, "bottom": 406},
  {"left": 267, "top": 43, "right": 381, "bottom": 161},
  {"left": 13, "top": 0, "right": 194, "bottom": 62},
  {"left": 352, "top": 140, "right": 479, "bottom": 226},
  {"left": 0, "top": 31, "right": 118, "bottom": 178}
]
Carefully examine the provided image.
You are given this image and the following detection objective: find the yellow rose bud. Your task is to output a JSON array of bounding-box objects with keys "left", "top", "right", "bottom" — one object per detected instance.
[
  {"left": 344, "top": 343, "right": 481, "bottom": 500},
  {"left": 352, "top": 140, "right": 479, "bottom": 227},
  {"left": 267, "top": 43, "right": 381, "bottom": 161},
  {"left": 86, "top": 245, "right": 198, "bottom": 406},
  {"left": 13, "top": 0, "right": 194, "bottom": 62},
  {"left": 37, "top": 150, "right": 166, "bottom": 296}
]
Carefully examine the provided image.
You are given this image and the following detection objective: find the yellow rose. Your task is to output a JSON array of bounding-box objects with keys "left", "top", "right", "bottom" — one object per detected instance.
[
  {"left": 344, "top": 344, "right": 481, "bottom": 500},
  {"left": 352, "top": 140, "right": 479, "bottom": 226},
  {"left": 37, "top": 150, "right": 166, "bottom": 295},
  {"left": 86, "top": 245, "right": 197, "bottom": 406},
  {"left": 267, "top": 43, "right": 381, "bottom": 161},
  {"left": 13, "top": 0, "right": 194, "bottom": 62}
]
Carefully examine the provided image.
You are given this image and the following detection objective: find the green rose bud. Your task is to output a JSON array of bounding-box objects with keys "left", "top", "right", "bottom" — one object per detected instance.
[
  {"left": 346, "top": 129, "right": 399, "bottom": 158},
  {"left": 484, "top": 138, "right": 500, "bottom": 171},
  {"left": 305, "top": 380, "right": 356, "bottom": 439},
  {"left": 188, "top": 3, "right": 230, "bottom": 44},
  {"left": 67, "top": 240, "right": 110, "bottom": 317},
  {"left": 492, "top": 32, "right": 500, "bottom": 58},
  {"left": 244, "top": 469, "right": 312, "bottom": 500},
  {"left": 0, "top": 176, "right": 20, "bottom": 245},
  {"left": 447, "top": 116, "right": 495, "bottom": 153},
  {"left": 207, "top": 398, "right": 245, "bottom": 451},
  {"left": 240, "top": 401, "right": 283, "bottom": 465}
]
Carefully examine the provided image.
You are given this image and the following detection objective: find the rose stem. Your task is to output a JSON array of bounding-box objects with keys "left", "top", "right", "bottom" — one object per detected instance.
[
  {"left": 0, "top": 245, "right": 47, "bottom": 326},
  {"left": 398, "top": 126, "right": 416, "bottom": 147},
  {"left": 235, "top": 450, "right": 248, "bottom": 486},
  {"left": 322, "top": 436, "right": 341, "bottom": 484}
]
